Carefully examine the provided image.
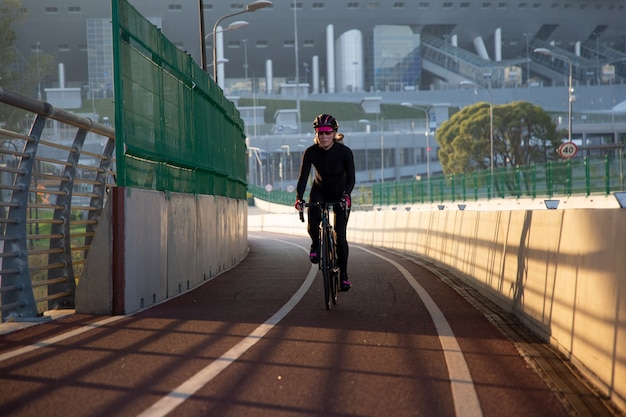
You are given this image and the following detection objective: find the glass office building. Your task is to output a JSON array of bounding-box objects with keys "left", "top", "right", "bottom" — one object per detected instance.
[{"left": 371, "top": 25, "right": 422, "bottom": 92}]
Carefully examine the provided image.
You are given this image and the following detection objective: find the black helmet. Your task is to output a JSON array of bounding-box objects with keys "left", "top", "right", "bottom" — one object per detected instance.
[{"left": 313, "top": 114, "right": 338, "bottom": 131}]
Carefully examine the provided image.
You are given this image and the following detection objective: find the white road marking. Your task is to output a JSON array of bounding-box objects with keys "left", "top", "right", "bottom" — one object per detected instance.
[
  {"left": 1, "top": 235, "right": 315, "bottom": 417},
  {"left": 136, "top": 238, "right": 316, "bottom": 417},
  {"left": 356, "top": 245, "right": 484, "bottom": 417},
  {"left": 0, "top": 234, "right": 285, "bottom": 365},
  {"left": 0, "top": 316, "right": 125, "bottom": 363},
  {"left": 2, "top": 235, "right": 482, "bottom": 417}
]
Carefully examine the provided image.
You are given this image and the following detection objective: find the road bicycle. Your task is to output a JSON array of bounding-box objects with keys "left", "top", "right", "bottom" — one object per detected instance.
[{"left": 299, "top": 201, "right": 346, "bottom": 310}]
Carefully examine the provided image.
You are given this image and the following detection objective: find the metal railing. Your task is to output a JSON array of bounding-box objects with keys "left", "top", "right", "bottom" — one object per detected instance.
[
  {"left": 249, "top": 151, "right": 624, "bottom": 208},
  {"left": 372, "top": 154, "right": 624, "bottom": 206},
  {"left": 0, "top": 87, "right": 115, "bottom": 322}
]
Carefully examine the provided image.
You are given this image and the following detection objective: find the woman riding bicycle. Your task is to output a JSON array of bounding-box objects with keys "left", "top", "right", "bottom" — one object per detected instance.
[{"left": 295, "top": 114, "right": 355, "bottom": 291}]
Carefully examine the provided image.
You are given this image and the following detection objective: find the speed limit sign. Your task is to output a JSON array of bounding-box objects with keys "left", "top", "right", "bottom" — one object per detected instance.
[{"left": 558, "top": 142, "right": 578, "bottom": 159}]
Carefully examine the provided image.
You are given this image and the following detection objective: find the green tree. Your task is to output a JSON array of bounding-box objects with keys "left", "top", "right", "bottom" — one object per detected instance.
[
  {"left": 437, "top": 100, "right": 560, "bottom": 193},
  {"left": 0, "top": 0, "right": 24, "bottom": 88},
  {"left": 1, "top": 0, "right": 55, "bottom": 131}
]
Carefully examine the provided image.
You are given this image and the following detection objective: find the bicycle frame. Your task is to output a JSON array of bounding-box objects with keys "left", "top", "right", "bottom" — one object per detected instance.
[{"left": 299, "top": 201, "right": 344, "bottom": 310}]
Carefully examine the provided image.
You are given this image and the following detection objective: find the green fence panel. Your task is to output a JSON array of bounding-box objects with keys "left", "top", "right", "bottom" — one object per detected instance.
[
  {"left": 112, "top": 0, "right": 246, "bottom": 199},
  {"left": 249, "top": 154, "right": 625, "bottom": 208},
  {"left": 359, "top": 155, "right": 625, "bottom": 206}
]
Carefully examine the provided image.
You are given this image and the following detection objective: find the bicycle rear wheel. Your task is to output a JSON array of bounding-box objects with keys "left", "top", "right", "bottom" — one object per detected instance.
[{"left": 320, "top": 227, "right": 332, "bottom": 310}]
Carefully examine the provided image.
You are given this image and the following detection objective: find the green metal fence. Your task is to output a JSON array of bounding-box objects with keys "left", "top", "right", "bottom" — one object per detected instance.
[
  {"left": 373, "top": 155, "right": 624, "bottom": 206},
  {"left": 249, "top": 155, "right": 624, "bottom": 208},
  {"left": 112, "top": 0, "right": 246, "bottom": 199}
]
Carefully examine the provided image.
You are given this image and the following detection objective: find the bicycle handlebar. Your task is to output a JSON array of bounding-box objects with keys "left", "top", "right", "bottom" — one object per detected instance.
[{"left": 298, "top": 201, "right": 347, "bottom": 223}]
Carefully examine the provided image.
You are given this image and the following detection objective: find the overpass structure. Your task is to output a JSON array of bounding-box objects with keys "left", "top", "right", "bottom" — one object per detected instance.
[{"left": 2, "top": 0, "right": 626, "bottom": 413}]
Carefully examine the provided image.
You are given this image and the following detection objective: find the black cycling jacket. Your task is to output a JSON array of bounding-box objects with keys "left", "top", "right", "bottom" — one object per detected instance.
[{"left": 296, "top": 141, "right": 355, "bottom": 201}]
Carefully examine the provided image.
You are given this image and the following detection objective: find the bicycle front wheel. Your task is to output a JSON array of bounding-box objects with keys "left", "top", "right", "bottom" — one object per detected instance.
[
  {"left": 320, "top": 227, "right": 332, "bottom": 310},
  {"left": 330, "top": 229, "right": 339, "bottom": 305}
]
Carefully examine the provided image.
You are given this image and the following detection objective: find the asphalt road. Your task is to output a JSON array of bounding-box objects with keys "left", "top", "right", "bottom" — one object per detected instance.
[{"left": 0, "top": 233, "right": 619, "bottom": 417}]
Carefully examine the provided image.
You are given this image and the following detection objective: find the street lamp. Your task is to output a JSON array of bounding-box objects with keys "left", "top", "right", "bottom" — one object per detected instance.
[
  {"left": 280, "top": 145, "right": 291, "bottom": 189},
  {"left": 460, "top": 80, "right": 494, "bottom": 197},
  {"left": 212, "top": 0, "right": 272, "bottom": 84},
  {"left": 205, "top": 21, "right": 249, "bottom": 40},
  {"left": 533, "top": 48, "right": 573, "bottom": 143},
  {"left": 359, "top": 118, "right": 384, "bottom": 184},
  {"left": 247, "top": 145, "right": 264, "bottom": 186},
  {"left": 207, "top": 58, "right": 230, "bottom": 68},
  {"left": 401, "top": 102, "right": 431, "bottom": 199}
]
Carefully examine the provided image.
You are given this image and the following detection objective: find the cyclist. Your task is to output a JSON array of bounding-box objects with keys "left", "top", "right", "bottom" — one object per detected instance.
[{"left": 295, "top": 114, "right": 355, "bottom": 291}]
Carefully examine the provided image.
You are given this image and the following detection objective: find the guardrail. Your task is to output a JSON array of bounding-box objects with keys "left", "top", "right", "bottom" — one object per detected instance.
[
  {"left": 372, "top": 153, "right": 624, "bottom": 206},
  {"left": 0, "top": 87, "right": 115, "bottom": 322},
  {"left": 248, "top": 151, "right": 625, "bottom": 209}
]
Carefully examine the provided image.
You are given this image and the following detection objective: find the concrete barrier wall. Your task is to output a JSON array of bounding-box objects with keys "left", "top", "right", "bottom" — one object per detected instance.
[
  {"left": 248, "top": 202, "right": 626, "bottom": 412},
  {"left": 78, "top": 188, "right": 248, "bottom": 316}
]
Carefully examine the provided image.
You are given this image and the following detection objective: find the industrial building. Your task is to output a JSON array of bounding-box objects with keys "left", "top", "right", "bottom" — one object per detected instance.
[
  {"left": 12, "top": 0, "right": 626, "bottom": 96},
  {"left": 10, "top": 0, "right": 626, "bottom": 187}
]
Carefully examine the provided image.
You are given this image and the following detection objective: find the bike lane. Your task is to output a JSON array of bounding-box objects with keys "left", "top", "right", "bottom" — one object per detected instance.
[{"left": 0, "top": 233, "right": 607, "bottom": 417}]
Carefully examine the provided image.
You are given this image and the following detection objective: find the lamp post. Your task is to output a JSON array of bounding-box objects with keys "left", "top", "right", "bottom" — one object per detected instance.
[
  {"left": 247, "top": 145, "right": 263, "bottom": 186},
  {"left": 281, "top": 145, "right": 291, "bottom": 188},
  {"left": 36, "top": 42, "right": 42, "bottom": 100},
  {"left": 533, "top": 48, "right": 573, "bottom": 143},
  {"left": 212, "top": 0, "right": 272, "bottom": 84},
  {"left": 401, "top": 103, "right": 431, "bottom": 200},
  {"left": 199, "top": 1, "right": 207, "bottom": 70},
  {"left": 293, "top": 0, "right": 301, "bottom": 133},
  {"left": 359, "top": 118, "right": 384, "bottom": 184},
  {"left": 243, "top": 39, "right": 249, "bottom": 91},
  {"left": 523, "top": 33, "right": 530, "bottom": 89},
  {"left": 460, "top": 80, "right": 494, "bottom": 197},
  {"left": 206, "top": 21, "right": 249, "bottom": 40},
  {"left": 205, "top": 20, "right": 242, "bottom": 71}
]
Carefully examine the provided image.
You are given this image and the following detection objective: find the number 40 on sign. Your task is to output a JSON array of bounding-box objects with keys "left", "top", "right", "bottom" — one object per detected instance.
[{"left": 558, "top": 142, "right": 578, "bottom": 159}]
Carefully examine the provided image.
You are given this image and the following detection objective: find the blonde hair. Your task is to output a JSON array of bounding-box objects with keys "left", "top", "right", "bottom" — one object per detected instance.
[{"left": 314, "top": 131, "right": 344, "bottom": 145}]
